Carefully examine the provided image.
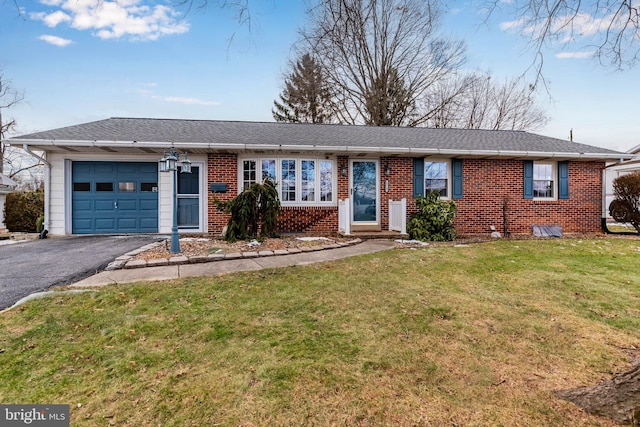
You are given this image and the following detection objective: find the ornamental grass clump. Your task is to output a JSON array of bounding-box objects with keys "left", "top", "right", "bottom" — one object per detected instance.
[
  {"left": 407, "top": 190, "right": 457, "bottom": 242},
  {"left": 216, "top": 178, "right": 281, "bottom": 242}
]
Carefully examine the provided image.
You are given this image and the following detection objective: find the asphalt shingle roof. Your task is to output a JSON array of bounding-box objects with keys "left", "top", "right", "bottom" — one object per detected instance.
[{"left": 9, "top": 117, "right": 624, "bottom": 157}]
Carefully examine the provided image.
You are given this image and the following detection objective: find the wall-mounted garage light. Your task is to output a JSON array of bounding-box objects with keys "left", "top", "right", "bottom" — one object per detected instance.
[{"left": 159, "top": 148, "right": 192, "bottom": 253}]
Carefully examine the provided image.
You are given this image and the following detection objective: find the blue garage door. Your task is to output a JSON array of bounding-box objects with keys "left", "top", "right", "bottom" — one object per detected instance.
[{"left": 72, "top": 161, "right": 158, "bottom": 234}]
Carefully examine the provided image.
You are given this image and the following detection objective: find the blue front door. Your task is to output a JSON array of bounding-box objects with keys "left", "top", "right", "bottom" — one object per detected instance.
[{"left": 72, "top": 161, "right": 158, "bottom": 234}]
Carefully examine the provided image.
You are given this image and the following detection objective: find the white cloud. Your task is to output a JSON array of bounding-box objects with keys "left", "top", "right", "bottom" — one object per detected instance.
[
  {"left": 31, "top": 10, "right": 71, "bottom": 27},
  {"left": 30, "top": 0, "right": 189, "bottom": 41},
  {"left": 555, "top": 51, "right": 594, "bottom": 59},
  {"left": 499, "top": 17, "right": 527, "bottom": 32},
  {"left": 38, "top": 34, "right": 73, "bottom": 46},
  {"left": 153, "top": 96, "right": 221, "bottom": 106},
  {"left": 500, "top": 11, "right": 624, "bottom": 44}
]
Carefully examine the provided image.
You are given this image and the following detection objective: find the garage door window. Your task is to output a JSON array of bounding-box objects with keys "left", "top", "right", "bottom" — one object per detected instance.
[
  {"left": 141, "top": 183, "right": 158, "bottom": 192},
  {"left": 119, "top": 182, "right": 135, "bottom": 192},
  {"left": 74, "top": 182, "right": 90, "bottom": 192},
  {"left": 96, "top": 182, "right": 114, "bottom": 192}
]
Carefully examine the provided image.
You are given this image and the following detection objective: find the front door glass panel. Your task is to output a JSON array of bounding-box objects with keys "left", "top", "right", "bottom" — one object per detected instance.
[{"left": 351, "top": 160, "right": 378, "bottom": 223}]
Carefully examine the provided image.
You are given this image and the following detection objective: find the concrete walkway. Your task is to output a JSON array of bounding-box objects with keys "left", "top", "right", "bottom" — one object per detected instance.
[{"left": 70, "top": 239, "right": 397, "bottom": 287}]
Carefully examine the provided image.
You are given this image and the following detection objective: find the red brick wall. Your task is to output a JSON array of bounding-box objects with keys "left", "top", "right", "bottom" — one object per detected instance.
[
  {"left": 380, "top": 156, "right": 415, "bottom": 230},
  {"left": 277, "top": 207, "right": 338, "bottom": 233},
  {"left": 208, "top": 154, "right": 605, "bottom": 236},
  {"left": 207, "top": 153, "right": 237, "bottom": 234},
  {"left": 207, "top": 153, "right": 341, "bottom": 235},
  {"left": 439, "top": 159, "right": 604, "bottom": 236}
]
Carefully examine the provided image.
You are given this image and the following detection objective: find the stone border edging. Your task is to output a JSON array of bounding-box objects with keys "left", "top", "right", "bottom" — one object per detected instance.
[{"left": 105, "top": 238, "right": 363, "bottom": 271}]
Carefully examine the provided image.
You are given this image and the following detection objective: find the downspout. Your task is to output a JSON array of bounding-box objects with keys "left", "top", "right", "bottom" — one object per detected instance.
[
  {"left": 22, "top": 144, "right": 51, "bottom": 236},
  {"left": 601, "top": 167, "right": 611, "bottom": 234}
]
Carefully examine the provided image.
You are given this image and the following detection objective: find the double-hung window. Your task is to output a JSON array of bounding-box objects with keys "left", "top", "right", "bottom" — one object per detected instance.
[
  {"left": 524, "top": 160, "right": 568, "bottom": 200},
  {"left": 533, "top": 162, "right": 555, "bottom": 199},
  {"left": 425, "top": 160, "right": 451, "bottom": 198},
  {"left": 240, "top": 157, "right": 336, "bottom": 205}
]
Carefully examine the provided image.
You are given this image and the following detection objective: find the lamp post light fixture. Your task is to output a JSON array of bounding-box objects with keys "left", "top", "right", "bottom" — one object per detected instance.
[{"left": 159, "top": 148, "right": 192, "bottom": 253}]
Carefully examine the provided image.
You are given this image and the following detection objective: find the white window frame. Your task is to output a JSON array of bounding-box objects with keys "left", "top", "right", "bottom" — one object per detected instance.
[
  {"left": 300, "top": 158, "right": 317, "bottom": 202},
  {"left": 424, "top": 159, "right": 452, "bottom": 199},
  {"left": 241, "top": 159, "right": 258, "bottom": 190},
  {"left": 239, "top": 156, "right": 337, "bottom": 206},
  {"left": 319, "top": 160, "right": 334, "bottom": 202},
  {"left": 533, "top": 161, "right": 557, "bottom": 200}
]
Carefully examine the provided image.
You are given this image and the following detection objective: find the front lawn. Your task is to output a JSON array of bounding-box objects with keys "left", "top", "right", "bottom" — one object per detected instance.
[{"left": 1, "top": 238, "right": 639, "bottom": 426}]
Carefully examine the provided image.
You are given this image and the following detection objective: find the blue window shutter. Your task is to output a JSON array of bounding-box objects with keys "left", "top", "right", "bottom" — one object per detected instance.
[
  {"left": 452, "top": 159, "right": 463, "bottom": 199},
  {"left": 413, "top": 158, "right": 424, "bottom": 198},
  {"left": 523, "top": 160, "right": 534, "bottom": 199},
  {"left": 558, "top": 161, "right": 569, "bottom": 199}
]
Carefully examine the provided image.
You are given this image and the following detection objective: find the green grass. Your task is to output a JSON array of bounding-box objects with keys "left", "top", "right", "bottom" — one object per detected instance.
[{"left": 1, "top": 238, "right": 639, "bottom": 426}]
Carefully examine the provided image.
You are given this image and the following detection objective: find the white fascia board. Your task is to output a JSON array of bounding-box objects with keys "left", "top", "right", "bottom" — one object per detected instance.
[{"left": 15, "top": 139, "right": 632, "bottom": 161}]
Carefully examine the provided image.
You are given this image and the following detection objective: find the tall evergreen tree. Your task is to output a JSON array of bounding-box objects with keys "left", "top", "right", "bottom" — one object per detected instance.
[{"left": 272, "top": 53, "right": 334, "bottom": 123}]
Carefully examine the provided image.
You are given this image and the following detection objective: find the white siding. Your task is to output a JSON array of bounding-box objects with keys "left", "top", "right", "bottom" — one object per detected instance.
[{"left": 605, "top": 161, "right": 640, "bottom": 216}]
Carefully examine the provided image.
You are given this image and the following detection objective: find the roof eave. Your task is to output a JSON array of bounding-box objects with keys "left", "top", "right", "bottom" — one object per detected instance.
[{"left": 13, "top": 139, "right": 632, "bottom": 161}]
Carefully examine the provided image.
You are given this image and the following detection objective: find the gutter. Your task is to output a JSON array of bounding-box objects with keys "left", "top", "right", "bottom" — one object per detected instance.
[
  {"left": 11, "top": 139, "right": 634, "bottom": 161},
  {"left": 22, "top": 144, "right": 51, "bottom": 236}
]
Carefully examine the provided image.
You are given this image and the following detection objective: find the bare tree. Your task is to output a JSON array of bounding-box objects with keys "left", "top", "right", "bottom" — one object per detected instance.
[
  {"left": 488, "top": 0, "right": 640, "bottom": 75},
  {"left": 0, "top": 71, "right": 43, "bottom": 184},
  {"left": 0, "top": 71, "right": 24, "bottom": 175},
  {"left": 299, "top": 0, "right": 467, "bottom": 126},
  {"left": 273, "top": 53, "right": 335, "bottom": 123},
  {"left": 420, "top": 72, "right": 548, "bottom": 131}
]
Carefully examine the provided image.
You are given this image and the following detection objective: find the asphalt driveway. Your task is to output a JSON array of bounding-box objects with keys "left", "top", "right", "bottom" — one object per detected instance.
[{"left": 0, "top": 235, "right": 161, "bottom": 310}]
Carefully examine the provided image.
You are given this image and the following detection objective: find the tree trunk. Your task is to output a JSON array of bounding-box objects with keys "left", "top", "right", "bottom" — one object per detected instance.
[{"left": 555, "top": 363, "right": 640, "bottom": 424}]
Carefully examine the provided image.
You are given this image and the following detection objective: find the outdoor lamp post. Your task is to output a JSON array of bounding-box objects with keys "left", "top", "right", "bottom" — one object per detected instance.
[{"left": 159, "top": 148, "right": 192, "bottom": 253}]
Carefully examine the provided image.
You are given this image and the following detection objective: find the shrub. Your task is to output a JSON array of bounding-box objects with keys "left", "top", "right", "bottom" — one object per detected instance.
[
  {"left": 216, "top": 179, "right": 281, "bottom": 242},
  {"left": 613, "top": 172, "right": 640, "bottom": 211},
  {"left": 612, "top": 172, "right": 640, "bottom": 231},
  {"left": 407, "top": 191, "right": 457, "bottom": 242},
  {"left": 4, "top": 190, "right": 44, "bottom": 232}
]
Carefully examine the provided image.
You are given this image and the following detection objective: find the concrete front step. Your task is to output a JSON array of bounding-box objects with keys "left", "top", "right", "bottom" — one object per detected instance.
[{"left": 338, "top": 231, "right": 408, "bottom": 240}]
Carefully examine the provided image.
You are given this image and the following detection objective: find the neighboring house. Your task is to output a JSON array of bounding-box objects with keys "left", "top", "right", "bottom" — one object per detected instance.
[
  {"left": 0, "top": 173, "right": 18, "bottom": 231},
  {"left": 604, "top": 143, "right": 640, "bottom": 216},
  {"left": 3, "top": 118, "right": 632, "bottom": 237}
]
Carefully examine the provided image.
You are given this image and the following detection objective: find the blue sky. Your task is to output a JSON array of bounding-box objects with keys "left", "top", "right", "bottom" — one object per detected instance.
[{"left": 1, "top": 0, "right": 638, "bottom": 152}]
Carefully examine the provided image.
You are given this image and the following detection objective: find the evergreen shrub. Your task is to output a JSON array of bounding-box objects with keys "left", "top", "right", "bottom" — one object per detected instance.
[
  {"left": 407, "top": 191, "right": 457, "bottom": 242},
  {"left": 216, "top": 179, "right": 281, "bottom": 242}
]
